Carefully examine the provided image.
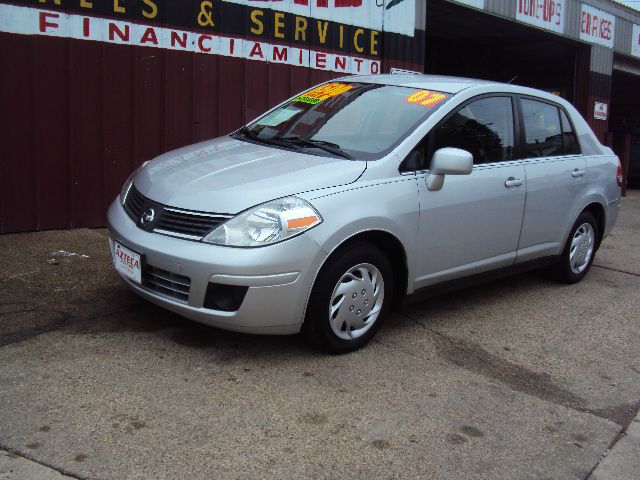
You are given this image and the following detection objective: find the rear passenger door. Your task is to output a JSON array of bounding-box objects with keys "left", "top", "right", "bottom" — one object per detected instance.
[{"left": 516, "top": 97, "right": 587, "bottom": 262}]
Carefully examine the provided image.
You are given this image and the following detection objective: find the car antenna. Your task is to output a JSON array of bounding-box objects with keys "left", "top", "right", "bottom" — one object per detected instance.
[{"left": 507, "top": 75, "right": 518, "bottom": 84}]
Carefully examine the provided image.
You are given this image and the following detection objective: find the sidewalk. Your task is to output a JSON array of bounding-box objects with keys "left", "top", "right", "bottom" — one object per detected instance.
[
  {"left": 589, "top": 412, "right": 640, "bottom": 480},
  {"left": 0, "top": 450, "right": 75, "bottom": 480}
]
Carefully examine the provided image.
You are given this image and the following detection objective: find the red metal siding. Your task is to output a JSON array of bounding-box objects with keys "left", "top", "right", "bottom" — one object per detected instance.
[
  {"left": 0, "top": 34, "right": 356, "bottom": 233},
  {"left": 2, "top": 34, "right": 38, "bottom": 233},
  {"left": 0, "top": 0, "right": 425, "bottom": 234}
]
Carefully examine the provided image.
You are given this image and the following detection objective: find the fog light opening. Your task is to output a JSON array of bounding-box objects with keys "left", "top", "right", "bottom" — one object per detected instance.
[{"left": 203, "top": 283, "right": 249, "bottom": 312}]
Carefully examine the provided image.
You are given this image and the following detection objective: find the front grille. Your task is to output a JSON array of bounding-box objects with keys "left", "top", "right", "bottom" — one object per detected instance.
[
  {"left": 123, "top": 185, "right": 230, "bottom": 240},
  {"left": 142, "top": 265, "right": 191, "bottom": 302},
  {"left": 123, "top": 184, "right": 145, "bottom": 220},
  {"left": 157, "top": 208, "right": 226, "bottom": 238}
]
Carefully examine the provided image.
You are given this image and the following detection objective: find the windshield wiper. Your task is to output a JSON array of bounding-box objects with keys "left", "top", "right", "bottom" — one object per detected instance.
[
  {"left": 235, "top": 128, "right": 351, "bottom": 159},
  {"left": 234, "top": 127, "right": 304, "bottom": 151},
  {"left": 279, "top": 137, "right": 353, "bottom": 159},
  {"left": 235, "top": 126, "right": 257, "bottom": 139}
]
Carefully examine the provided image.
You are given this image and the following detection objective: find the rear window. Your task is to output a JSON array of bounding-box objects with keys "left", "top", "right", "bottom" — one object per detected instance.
[{"left": 560, "top": 109, "right": 581, "bottom": 155}]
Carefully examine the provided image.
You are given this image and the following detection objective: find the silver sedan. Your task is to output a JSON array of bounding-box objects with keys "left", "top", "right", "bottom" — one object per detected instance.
[{"left": 108, "top": 75, "right": 622, "bottom": 352}]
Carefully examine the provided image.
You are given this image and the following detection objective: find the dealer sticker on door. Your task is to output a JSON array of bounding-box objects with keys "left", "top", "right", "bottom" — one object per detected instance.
[{"left": 113, "top": 242, "right": 142, "bottom": 284}]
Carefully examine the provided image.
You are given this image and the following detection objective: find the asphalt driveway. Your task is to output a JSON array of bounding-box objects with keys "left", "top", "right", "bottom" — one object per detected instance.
[{"left": 1, "top": 192, "right": 639, "bottom": 480}]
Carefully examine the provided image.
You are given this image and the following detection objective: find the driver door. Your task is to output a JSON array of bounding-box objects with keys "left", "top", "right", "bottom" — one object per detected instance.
[{"left": 412, "top": 95, "right": 527, "bottom": 289}]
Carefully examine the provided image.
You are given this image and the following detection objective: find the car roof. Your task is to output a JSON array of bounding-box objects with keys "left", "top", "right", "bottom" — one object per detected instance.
[
  {"left": 343, "top": 74, "right": 499, "bottom": 94},
  {"left": 341, "top": 74, "right": 575, "bottom": 107}
]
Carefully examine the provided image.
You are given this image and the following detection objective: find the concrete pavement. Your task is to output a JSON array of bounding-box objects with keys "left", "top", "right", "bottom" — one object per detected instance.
[
  {"left": 0, "top": 191, "right": 639, "bottom": 479},
  {"left": 0, "top": 450, "right": 76, "bottom": 479},
  {"left": 589, "top": 413, "right": 640, "bottom": 479}
]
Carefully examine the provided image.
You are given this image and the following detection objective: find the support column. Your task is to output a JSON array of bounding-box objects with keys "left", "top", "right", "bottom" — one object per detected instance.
[{"left": 577, "top": 45, "right": 613, "bottom": 143}]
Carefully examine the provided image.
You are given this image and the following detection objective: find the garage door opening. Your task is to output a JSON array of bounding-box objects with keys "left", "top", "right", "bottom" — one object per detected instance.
[
  {"left": 424, "top": 0, "right": 586, "bottom": 103},
  {"left": 609, "top": 61, "right": 640, "bottom": 190}
]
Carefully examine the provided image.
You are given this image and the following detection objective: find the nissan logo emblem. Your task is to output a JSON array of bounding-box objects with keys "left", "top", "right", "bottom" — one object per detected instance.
[{"left": 140, "top": 208, "right": 156, "bottom": 226}]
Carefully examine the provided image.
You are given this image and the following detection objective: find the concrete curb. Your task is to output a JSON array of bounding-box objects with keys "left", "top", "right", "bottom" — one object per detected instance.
[{"left": 588, "top": 412, "right": 640, "bottom": 479}]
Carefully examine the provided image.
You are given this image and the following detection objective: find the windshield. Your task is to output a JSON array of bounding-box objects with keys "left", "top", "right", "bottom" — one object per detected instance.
[{"left": 233, "top": 82, "right": 452, "bottom": 160}]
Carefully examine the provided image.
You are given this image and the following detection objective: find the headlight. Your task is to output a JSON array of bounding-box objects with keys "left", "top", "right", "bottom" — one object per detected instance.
[
  {"left": 119, "top": 161, "right": 149, "bottom": 205},
  {"left": 203, "top": 197, "right": 322, "bottom": 247}
]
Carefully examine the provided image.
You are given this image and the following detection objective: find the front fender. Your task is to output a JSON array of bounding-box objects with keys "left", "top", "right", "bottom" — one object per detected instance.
[{"left": 302, "top": 176, "right": 420, "bottom": 292}]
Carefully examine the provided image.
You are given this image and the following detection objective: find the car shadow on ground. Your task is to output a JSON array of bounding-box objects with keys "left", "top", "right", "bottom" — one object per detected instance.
[
  {"left": 76, "top": 267, "right": 555, "bottom": 358},
  {"left": 66, "top": 285, "right": 316, "bottom": 359},
  {"left": 386, "top": 267, "right": 554, "bottom": 331}
]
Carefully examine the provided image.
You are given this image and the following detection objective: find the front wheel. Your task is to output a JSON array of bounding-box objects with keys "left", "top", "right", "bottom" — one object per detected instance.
[
  {"left": 303, "top": 242, "right": 394, "bottom": 353},
  {"left": 555, "top": 211, "right": 599, "bottom": 284}
]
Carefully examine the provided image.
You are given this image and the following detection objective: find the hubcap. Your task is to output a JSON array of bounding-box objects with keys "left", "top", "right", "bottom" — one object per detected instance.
[
  {"left": 569, "top": 222, "right": 595, "bottom": 274},
  {"left": 329, "top": 263, "right": 385, "bottom": 340}
]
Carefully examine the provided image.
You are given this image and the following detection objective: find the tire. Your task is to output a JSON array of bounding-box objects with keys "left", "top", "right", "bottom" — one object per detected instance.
[
  {"left": 555, "top": 211, "right": 599, "bottom": 284},
  {"left": 302, "top": 242, "right": 394, "bottom": 354}
]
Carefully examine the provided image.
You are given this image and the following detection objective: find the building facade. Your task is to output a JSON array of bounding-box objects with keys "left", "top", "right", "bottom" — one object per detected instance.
[{"left": 0, "top": 0, "right": 639, "bottom": 233}]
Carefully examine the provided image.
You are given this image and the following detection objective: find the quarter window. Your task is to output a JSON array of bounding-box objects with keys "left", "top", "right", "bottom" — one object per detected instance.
[
  {"left": 560, "top": 109, "right": 581, "bottom": 155},
  {"left": 432, "top": 97, "right": 515, "bottom": 165},
  {"left": 521, "top": 99, "right": 563, "bottom": 157}
]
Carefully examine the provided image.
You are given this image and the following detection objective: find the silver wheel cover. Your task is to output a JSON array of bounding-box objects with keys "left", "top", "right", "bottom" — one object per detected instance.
[
  {"left": 328, "top": 263, "right": 385, "bottom": 340},
  {"left": 569, "top": 222, "right": 595, "bottom": 274}
]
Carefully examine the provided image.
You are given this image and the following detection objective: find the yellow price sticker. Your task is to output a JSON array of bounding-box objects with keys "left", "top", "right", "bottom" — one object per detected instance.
[
  {"left": 294, "top": 83, "right": 354, "bottom": 105},
  {"left": 405, "top": 90, "right": 448, "bottom": 108}
]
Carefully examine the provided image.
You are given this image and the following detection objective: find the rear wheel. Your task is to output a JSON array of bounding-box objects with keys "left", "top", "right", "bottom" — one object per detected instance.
[
  {"left": 303, "top": 242, "right": 393, "bottom": 353},
  {"left": 555, "top": 211, "right": 598, "bottom": 284}
]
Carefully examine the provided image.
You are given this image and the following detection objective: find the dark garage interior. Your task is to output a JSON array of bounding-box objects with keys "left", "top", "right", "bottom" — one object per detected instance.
[
  {"left": 610, "top": 64, "right": 640, "bottom": 188},
  {"left": 424, "top": 0, "right": 586, "bottom": 103}
]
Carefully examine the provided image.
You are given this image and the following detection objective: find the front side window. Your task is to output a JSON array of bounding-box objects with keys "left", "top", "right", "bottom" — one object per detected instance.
[
  {"left": 235, "top": 83, "right": 452, "bottom": 160},
  {"left": 432, "top": 96, "right": 515, "bottom": 165},
  {"left": 521, "top": 99, "right": 563, "bottom": 158}
]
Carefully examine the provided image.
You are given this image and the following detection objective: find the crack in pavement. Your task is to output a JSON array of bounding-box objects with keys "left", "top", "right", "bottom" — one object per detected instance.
[
  {"left": 592, "top": 264, "right": 640, "bottom": 278},
  {"left": 0, "top": 446, "right": 87, "bottom": 480},
  {"left": 400, "top": 311, "right": 640, "bottom": 428}
]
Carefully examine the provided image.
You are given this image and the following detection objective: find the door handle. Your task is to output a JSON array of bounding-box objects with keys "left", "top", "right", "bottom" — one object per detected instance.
[
  {"left": 505, "top": 177, "right": 524, "bottom": 187},
  {"left": 572, "top": 169, "right": 585, "bottom": 178}
]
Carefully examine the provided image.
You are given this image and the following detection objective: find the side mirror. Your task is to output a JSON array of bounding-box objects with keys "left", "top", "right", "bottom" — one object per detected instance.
[{"left": 427, "top": 147, "right": 473, "bottom": 191}]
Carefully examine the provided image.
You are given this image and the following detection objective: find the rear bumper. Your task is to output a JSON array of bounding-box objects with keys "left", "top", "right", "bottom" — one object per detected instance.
[
  {"left": 107, "top": 199, "right": 327, "bottom": 335},
  {"left": 603, "top": 195, "right": 622, "bottom": 239}
]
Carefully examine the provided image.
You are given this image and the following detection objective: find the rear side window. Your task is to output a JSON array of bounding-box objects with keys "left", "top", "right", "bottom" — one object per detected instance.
[
  {"left": 521, "top": 99, "right": 563, "bottom": 158},
  {"left": 560, "top": 109, "right": 581, "bottom": 155},
  {"left": 432, "top": 96, "right": 515, "bottom": 165}
]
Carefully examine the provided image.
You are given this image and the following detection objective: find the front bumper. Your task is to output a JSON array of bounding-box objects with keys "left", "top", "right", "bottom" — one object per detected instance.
[{"left": 107, "top": 199, "right": 327, "bottom": 335}]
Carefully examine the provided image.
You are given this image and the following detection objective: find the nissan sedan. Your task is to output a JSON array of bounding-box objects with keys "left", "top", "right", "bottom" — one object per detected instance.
[{"left": 108, "top": 75, "right": 622, "bottom": 352}]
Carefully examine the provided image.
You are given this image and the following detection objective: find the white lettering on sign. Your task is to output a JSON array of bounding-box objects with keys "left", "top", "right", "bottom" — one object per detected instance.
[
  {"left": 594, "top": 102, "right": 608, "bottom": 121},
  {"left": 580, "top": 4, "right": 615, "bottom": 48},
  {"left": 516, "top": 0, "right": 565, "bottom": 34},
  {"left": 0, "top": 4, "right": 381, "bottom": 75},
  {"left": 632, "top": 24, "right": 640, "bottom": 58},
  {"left": 227, "top": 0, "right": 415, "bottom": 37}
]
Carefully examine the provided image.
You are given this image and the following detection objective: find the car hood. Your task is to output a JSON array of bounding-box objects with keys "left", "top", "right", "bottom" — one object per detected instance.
[{"left": 135, "top": 136, "right": 366, "bottom": 213}]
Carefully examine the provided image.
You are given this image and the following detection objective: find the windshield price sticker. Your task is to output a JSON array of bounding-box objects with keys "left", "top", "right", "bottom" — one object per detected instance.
[
  {"left": 294, "top": 83, "right": 354, "bottom": 105},
  {"left": 405, "top": 90, "right": 448, "bottom": 108}
]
